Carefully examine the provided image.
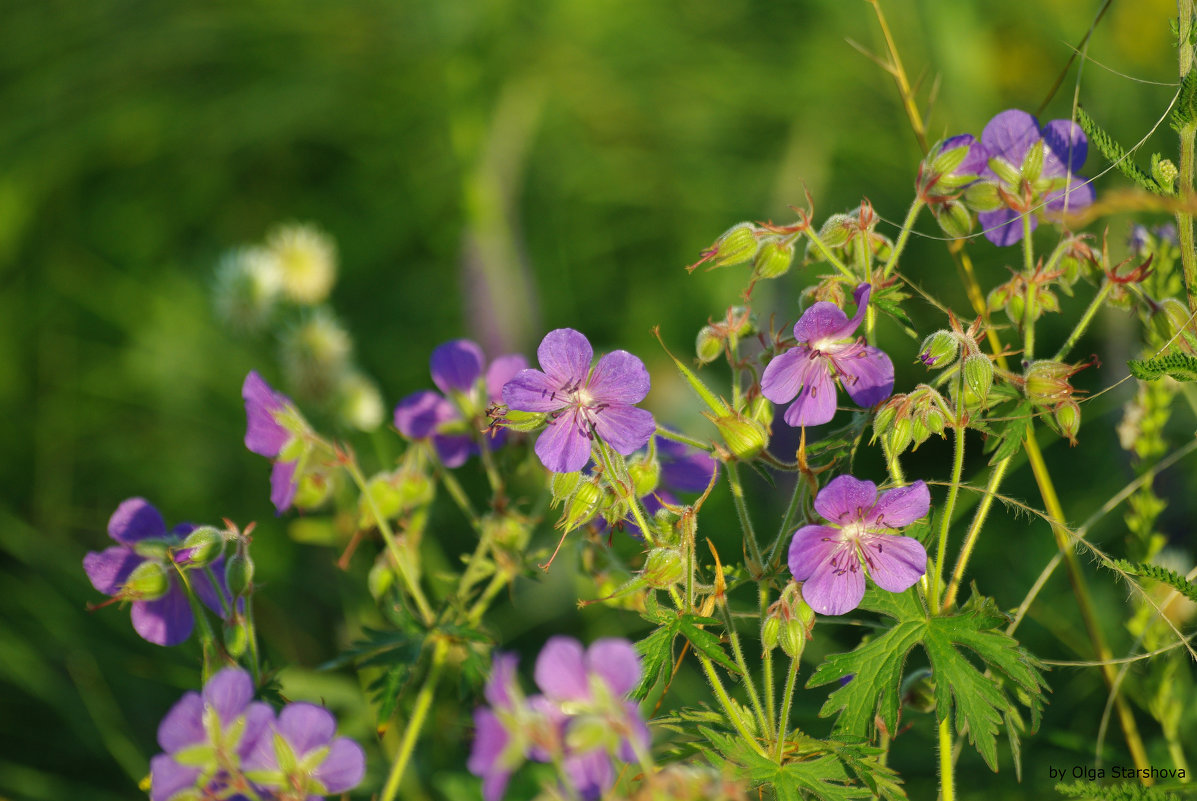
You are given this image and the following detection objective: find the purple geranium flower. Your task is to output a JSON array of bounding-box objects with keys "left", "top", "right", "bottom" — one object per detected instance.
[
  {"left": 468, "top": 653, "right": 526, "bottom": 801},
  {"left": 83, "top": 498, "right": 229, "bottom": 646},
  {"left": 760, "top": 284, "right": 894, "bottom": 427},
  {"left": 394, "top": 339, "right": 528, "bottom": 468},
  {"left": 788, "top": 475, "right": 930, "bottom": 615},
  {"left": 149, "top": 667, "right": 274, "bottom": 801},
  {"left": 975, "top": 109, "right": 1095, "bottom": 246},
  {"left": 242, "top": 702, "right": 366, "bottom": 799},
  {"left": 243, "top": 370, "right": 305, "bottom": 513},
  {"left": 503, "top": 329, "right": 656, "bottom": 474}
]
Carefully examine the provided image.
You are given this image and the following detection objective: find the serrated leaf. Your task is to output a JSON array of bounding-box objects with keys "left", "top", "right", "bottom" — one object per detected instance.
[
  {"left": 1173, "top": 69, "right": 1197, "bottom": 133},
  {"left": 632, "top": 624, "right": 677, "bottom": 701},
  {"left": 679, "top": 615, "right": 740, "bottom": 674},
  {"left": 1076, "top": 106, "right": 1165, "bottom": 194},
  {"left": 368, "top": 663, "right": 412, "bottom": 722},
  {"left": 1114, "top": 558, "right": 1197, "bottom": 603},
  {"left": 1128, "top": 350, "right": 1197, "bottom": 382}
]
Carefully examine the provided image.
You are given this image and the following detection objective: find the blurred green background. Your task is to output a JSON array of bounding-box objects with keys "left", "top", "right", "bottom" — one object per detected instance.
[{"left": 2, "top": 0, "right": 1193, "bottom": 799}]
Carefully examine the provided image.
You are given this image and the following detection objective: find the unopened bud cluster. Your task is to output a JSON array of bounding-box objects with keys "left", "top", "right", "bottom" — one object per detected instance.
[
  {"left": 873, "top": 385, "right": 952, "bottom": 456},
  {"left": 1023, "top": 360, "right": 1088, "bottom": 444},
  {"left": 762, "top": 582, "right": 816, "bottom": 660}
]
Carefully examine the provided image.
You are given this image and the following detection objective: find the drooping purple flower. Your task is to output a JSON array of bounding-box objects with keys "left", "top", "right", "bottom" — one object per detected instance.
[
  {"left": 975, "top": 109, "right": 1095, "bottom": 246},
  {"left": 788, "top": 475, "right": 930, "bottom": 616},
  {"left": 503, "top": 329, "right": 656, "bottom": 473},
  {"left": 760, "top": 284, "right": 894, "bottom": 428},
  {"left": 394, "top": 339, "right": 528, "bottom": 468},
  {"left": 242, "top": 370, "right": 304, "bottom": 513},
  {"left": 83, "top": 498, "right": 229, "bottom": 646},
  {"left": 149, "top": 668, "right": 274, "bottom": 801},
  {"left": 242, "top": 702, "right": 366, "bottom": 799}
]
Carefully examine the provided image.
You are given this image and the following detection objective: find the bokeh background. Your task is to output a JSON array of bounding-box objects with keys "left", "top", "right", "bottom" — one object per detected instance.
[{"left": 2, "top": 0, "right": 1193, "bottom": 799}]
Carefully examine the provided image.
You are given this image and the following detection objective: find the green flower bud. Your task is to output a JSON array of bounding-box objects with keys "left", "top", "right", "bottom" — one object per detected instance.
[
  {"left": 225, "top": 551, "right": 255, "bottom": 599},
  {"left": 565, "top": 717, "right": 612, "bottom": 754},
  {"left": 500, "top": 409, "right": 548, "bottom": 432},
  {"left": 712, "top": 412, "right": 767, "bottom": 461},
  {"left": 710, "top": 223, "right": 760, "bottom": 268},
  {"left": 964, "top": 180, "right": 1003, "bottom": 212},
  {"left": 872, "top": 400, "right": 899, "bottom": 443},
  {"left": 1006, "top": 292, "right": 1026, "bottom": 326},
  {"left": 551, "top": 471, "right": 583, "bottom": 505},
  {"left": 747, "top": 394, "right": 774, "bottom": 430},
  {"left": 930, "top": 199, "right": 974, "bottom": 239},
  {"left": 727, "top": 306, "right": 756, "bottom": 337},
  {"left": 779, "top": 617, "right": 807, "bottom": 660},
  {"left": 121, "top": 560, "right": 170, "bottom": 602},
  {"left": 1055, "top": 400, "right": 1081, "bottom": 445},
  {"left": 752, "top": 235, "right": 795, "bottom": 280},
  {"left": 962, "top": 354, "right": 994, "bottom": 408},
  {"left": 562, "top": 479, "right": 602, "bottom": 530},
  {"left": 642, "top": 548, "right": 685, "bottom": 589},
  {"left": 761, "top": 616, "right": 781, "bottom": 652},
  {"left": 223, "top": 616, "right": 250, "bottom": 658},
  {"left": 1021, "top": 139, "right": 1045, "bottom": 184},
  {"left": 1153, "top": 158, "right": 1178, "bottom": 191},
  {"left": 483, "top": 513, "right": 533, "bottom": 551},
  {"left": 987, "top": 156, "right": 1022, "bottom": 188},
  {"left": 292, "top": 471, "right": 332, "bottom": 510},
  {"left": 918, "top": 330, "right": 959, "bottom": 369},
  {"left": 181, "top": 526, "right": 225, "bottom": 568},
  {"left": 696, "top": 325, "right": 725, "bottom": 364},
  {"left": 367, "top": 556, "right": 394, "bottom": 600},
  {"left": 886, "top": 416, "right": 914, "bottom": 457},
  {"left": 1159, "top": 297, "right": 1197, "bottom": 354},
  {"left": 818, "top": 214, "right": 855, "bottom": 248},
  {"left": 628, "top": 456, "right": 661, "bottom": 498},
  {"left": 901, "top": 667, "right": 937, "bottom": 714},
  {"left": 1025, "top": 360, "right": 1074, "bottom": 407}
]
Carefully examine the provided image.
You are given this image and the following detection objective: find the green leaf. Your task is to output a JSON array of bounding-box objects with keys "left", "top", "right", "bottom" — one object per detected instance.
[
  {"left": 632, "top": 624, "right": 677, "bottom": 701},
  {"left": 986, "top": 400, "right": 1035, "bottom": 465},
  {"left": 1076, "top": 107, "right": 1165, "bottom": 194},
  {"left": 679, "top": 614, "right": 740, "bottom": 674},
  {"left": 807, "top": 589, "right": 1048, "bottom": 772},
  {"left": 1172, "top": 68, "right": 1197, "bottom": 132},
  {"left": 1128, "top": 350, "right": 1197, "bottom": 381},
  {"left": 1113, "top": 558, "right": 1197, "bottom": 604}
]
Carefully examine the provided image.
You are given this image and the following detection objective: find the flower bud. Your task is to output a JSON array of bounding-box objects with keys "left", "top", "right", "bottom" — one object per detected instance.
[
  {"left": 779, "top": 616, "right": 807, "bottom": 660},
  {"left": 1054, "top": 400, "right": 1081, "bottom": 445},
  {"left": 747, "top": 394, "right": 773, "bottom": 431},
  {"left": 562, "top": 479, "right": 602, "bottom": 530},
  {"left": 918, "top": 330, "right": 959, "bottom": 369},
  {"left": 181, "top": 526, "right": 225, "bottom": 568},
  {"left": 565, "top": 717, "right": 613, "bottom": 754},
  {"left": 752, "top": 235, "right": 795, "bottom": 280},
  {"left": 817, "top": 214, "right": 855, "bottom": 248},
  {"left": 708, "top": 223, "right": 760, "bottom": 268},
  {"left": 1021, "top": 139, "right": 1045, "bottom": 184},
  {"left": 293, "top": 471, "right": 333, "bottom": 511},
  {"left": 885, "top": 416, "right": 914, "bottom": 457},
  {"left": 642, "top": 548, "right": 685, "bottom": 589},
  {"left": 761, "top": 616, "right": 781, "bottom": 652},
  {"left": 225, "top": 551, "right": 255, "bottom": 599},
  {"left": 987, "top": 156, "right": 1022, "bottom": 188},
  {"left": 1025, "top": 360, "right": 1075, "bottom": 407},
  {"left": 901, "top": 668, "right": 936, "bottom": 714},
  {"left": 726, "top": 306, "right": 756, "bottom": 337},
  {"left": 962, "top": 354, "right": 994, "bottom": 408},
  {"left": 121, "top": 560, "right": 170, "bottom": 602},
  {"left": 628, "top": 456, "right": 660, "bottom": 498},
  {"left": 696, "top": 325, "right": 725, "bottom": 364},
  {"left": 501, "top": 409, "right": 547, "bottom": 432},
  {"left": 223, "top": 616, "right": 250, "bottom": 658},
  {"left": 712, "top": 412, "right": 768, "bottom": 461},
  {"left": 1153, "top": 158, "right": 1178, "bottom": 192},
  {"left": 551, "top": 471, "right": 583, "bottom": 504},
  {"left": 483, "top": 513, "right": 533, "bottom": 552},
  {"left": 1159, "top": 297, "right": 1197, "bottom": 354},
  {"left": 963, "top": 180, "right": 1003, "bottom": 212},
  {"left": 367, "top": 556, "right": 394, "bottom": 600},
  {"left": 930, "top": 199, "right": 975, "bottom": 239}
]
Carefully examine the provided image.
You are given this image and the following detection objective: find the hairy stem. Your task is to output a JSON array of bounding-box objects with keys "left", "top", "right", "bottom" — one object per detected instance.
[
  {"left": 1179, "top": 0, "right": 1197, "bottom": 312},
  {"left": 883, "top": 198, "right": 925, "bottom": 278},
  {"left": 720, "top": 599, "right": 772, "bottom": 739},
  {"left": 774, "top": 656, "right": 801, "bottom": 763},
  {"left": 726, "top": 461, "right": 765, "bottom": 574},
  {"left": 1052, "top": 280, "right": 1113, "bottom": 362},
  {"left": 379, "top": 638, "right": 450, "bottom": 801},
  {"left": 942, "top": 455, "right": 1012, "bottom": 611},
  {"left": 938, "top": 716, "right": 956, "bottom": 801}
]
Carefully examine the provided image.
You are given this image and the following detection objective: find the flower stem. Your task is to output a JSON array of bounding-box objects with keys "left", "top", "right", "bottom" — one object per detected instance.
[
  {"left": 725, "top": 461, "right": 765, "bottom": 575},
  {"left": 803, "top": 228, "right": 857, "bottom": 283},
  {"left": 344, "top": 458, "right": 435, "bottom": 626},
  {"left": 1021, "top": 215, "right": 1037, "bottom": 362},
  {"left": 1178, "top": 0, "right": 1197, "bottom": 313},
  {"left": 654, "top": 425, "right": 714, "bottom": 451},
  {"left": 1052, "top": 279, "right": 1113, "bottom": 362},
  {"left": 938, "top": 716, "right": 956, "bottom": 801},
  {"left": 595, "top": 440, "right": 657, "bottom": 548},
  {"left": 774, "top": 655, "right": 800, "bottom": 763},
  {"left": 882, "top": 198, "right": 924, "bottom": 279},
  {"left": 697, "top": 653, "right": 770, "bottom": 758},
  {"left": 379, "top": 637, "right": 450, "bottom": 801},
  {"left": 760, "top": 586, "right": 776, "bottom": 727},
  {"left": 930, "top": 381, "right": 967, "bottom": 613},
  {"left": 942, "top": 454, "right": 1012, "bottom": 612},
  {"left": 719, "top": 599, "right": 772, "bottom": 739},
  {"left": 766, "top": 476, "right": 806, "bottom": 568}
]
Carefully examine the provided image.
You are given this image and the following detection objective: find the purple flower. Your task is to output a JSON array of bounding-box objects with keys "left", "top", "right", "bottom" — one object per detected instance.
[
  {"left": 394, "top": 339, "right": 528, "bottom": 468},
  {"left": 242, "top": 370, "right": 304, "bottom": 513},
  {"left": 760, "top": 284, "right": 894, "bottom": 427},
  {"left": 468, "top": 653, "right": 526, "bottom": 801},
  {"left": 242, "top": 702, "right": 366, "bottom": 799},
  {"left": 503, "top": 329, "right": 656, "bottom": 474},
  {"left": 149, "top": 668, "right": 274, "bottom": 801},
  {"left": 788, "top": 475, "right": 930, "bottom": 615},
  {"left": 975, "top": 109, "right": 1095, "bottom": 246},
  {"left": 83, "top": 498, "right": 229, "bottom": 646}
]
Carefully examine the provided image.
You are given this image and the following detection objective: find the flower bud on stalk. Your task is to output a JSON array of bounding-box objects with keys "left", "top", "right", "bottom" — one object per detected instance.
[
  {"left": 918, "top": 330, "right": 960, "bottom": 369},
  {"left": 688, "top": 223, "right": 760, "bottom": 271},
  {"left": 752, "top": 235, "right": 795, "bottom": 280},
  {"left": 225, "top": 549, "right": 255, "bottom": 600},
  {"left": 120, "top": 560, "right": 171, "bottom": 602},
  {"left": 223, "top": 614, "right": 250, "bottom": 658},
  {"left": 642, "top": 548, "right": 685, "bottom": 589},
  {"left": 696, "top": 325, "right": 724, "bottom": 364},
  {"left": 181, "top": 526, "right": 225, "bottom": 568},
  {"left": 711, "top": 411, "right": 768, "bottom": 461},
  {"left": 961, "top": 354, "right": 994, "bottom": 409}
]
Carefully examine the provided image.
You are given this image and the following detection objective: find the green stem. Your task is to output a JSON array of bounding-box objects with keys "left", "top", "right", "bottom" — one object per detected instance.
[
  {"left": 344, "top": 458, "right": 435, "bottom": 625},
  {"left": 174, "top": 564, "right": 220, "bottom": 680},
  {"left": 654, "top": 425, "right": 714, "bottom": 451},
  {"left": 882, "top": 198, "right": 924, "bottom": 278},
  {"left": 1052, "top": 280, "right": 1113, "bottom": 362},
  {"left": 774, "top": 656, "right": 800, "bottom": 763},
  {"left": 1178, "top": 0, "right": 1197, "bottom": 313},
  {"left": 595, "top": 441, "right": 657, "bottom": 547},
  {"left": 884, "top": 440, "right": 906, "bottom": 486},
  {"left": 942, "top": 455, "right": 1012, "bottom": 612},
  {"left": 467, "top": 571, "right": 509, "bottom": 625},
  {"left": 379, "top": 638, "right": 450, "bottom": 801},
  {"left": 760, "top": 586, "right": 776, "bottom": 728},
  {"left": 698, "top": 654, "right": 770, "bottom": 758},
  {"left": 436, "top": 460, "right": 483, "bottom": 533},
  {"left": 725, "top": 461, "right": 765, "bottom": 574},
  {"left": 938, "top": 716, "right": 956, "bottom": 801},
  {"left": 930, "top": 382, "right": 967, "bottom": 613},
  {"left": 1021, "top": 215, "right": 1037, "bottom": 361},
  {"left": 767, "top": 477, "right": 806, "bottom": 568},
  {"left": 719, "top": 600, "right": 772, "bottom": 739},
  {"left": 803, "top": 228, "right": 857, "bottom": 282}
]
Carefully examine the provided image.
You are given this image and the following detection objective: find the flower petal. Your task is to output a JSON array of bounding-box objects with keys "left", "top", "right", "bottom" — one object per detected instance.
[
  {"left": 312, "top": 737, "right": 366, "bottom": 793},
  {"left": 486, "top": 354, "right": 530, "bottom": 402},
  {"left": 978, "top": 207, "right": 1035, "bottom": 247},
  {"left": 485, "top": 652, "right": 520, "bottom": 709},
  {"left": 814, "top": 475, "right": 877, "bottom": 525},
  {"left": 786, "top": 525, "right": 840, "bottom": 582},
  {"left": 760, "top": 346, "right": 814, "bottom": 405},
  {"left": 202, "top": 668, "right": 254, "bottom": 724},
  {"left": 981, "top": 109, "right": 1040, "bottom": 165},
  {"left": 431, "top": 339, "right": 486, "bottom": 394},
  {"left": 534, "top": 636, "right": 590, "bottom": 701},
  {"left": 861, "top": 533, "right": 927, "bottom": 593},
  {"left": 586, "top": 638, "right": 641, "bottom": 697},
  {"left": 792, "top": 302, "right": 850, "bottom": 344},
  {"left": 537, "top": 328, "right": 593, "bottom": 385},
  {"left": 109, "top": 497, "right": 167, "bottom": 544},
  {"left": 275, "top": 702, "right": 336, "bottom": 756},
  {"left": 588, "top": 350, "right": 650, "bottom": 405},
  {"left": 780, "top": 360, "right": 837, "bottom": 427},
  {"left": 869, "top": 481, "right": 931, "bottom": 528},
  {"left": 534, "top": 413, "right": 593, "bottom": 473},
  {"left": 242, "top": 371, "right": 290, "bottom": 457},
  {"left": 84, "top": 546, "right": 142, "bottom": 595},
  {"left": 131, "top": 586, "right": 194, "bottom": 646},
  {"left": 592, "top": 404, "right": 655, "bottom": 456},
  {"left": 468, "top": 708, "right": 508, "bottom": 779},
  {"left": 1042, "top": 118, "right": 1087, "bottom": 175},
  {"left": 269, "top": 459, "right": 297, "bottom": 515},
  {"left": 502, "top": 369, "right": 567, "bottom": 413},
  {"left": 802, "top": 548, "right": 867, "bottom": 616},
  {"left": 239, "top": 702, "right": 275, "bottom": 757},
  {"left": 157, "top": 691, "right": 205, "bottom": 752},
  {"left": 1045, "top": 177, "right": 1095, "bottom": 213},
  {"left": 433, "top": 433, "right": 475, "bottom": 468},
  {"left": 393, "top": 390, "right": 456, "bottom": 439},
  {"left": 837, "top": 345, "right": 894, "bottom": 409},
  {"left": 149, "top": 754, "right": 200, "bottom": 801},
  {"left": 659, "top": 438, "right": 718, "bottom": 493},
  {"left": 564, "top": 749, "right": 615, "bottom": 801}
]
